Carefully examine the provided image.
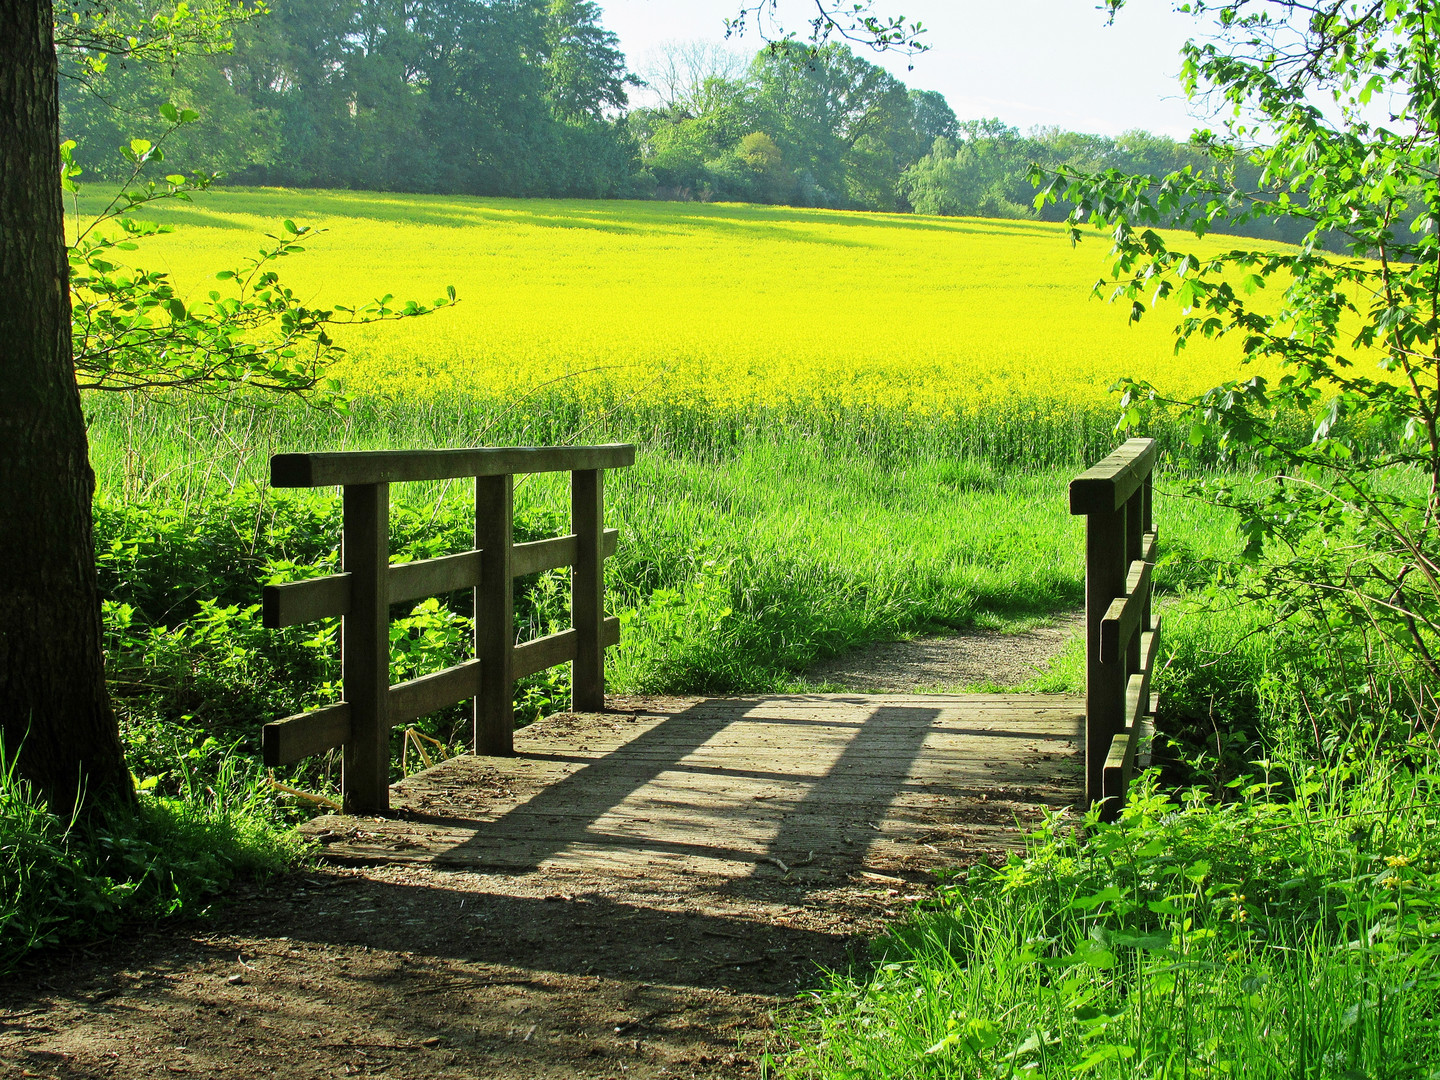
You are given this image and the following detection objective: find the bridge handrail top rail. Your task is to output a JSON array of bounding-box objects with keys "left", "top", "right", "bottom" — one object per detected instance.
[
  {"left": 271, "top": 443, "right": 637, "bottom": 487},
  {"left": 1068, "top": 437, "right": 1157, "bottom": 515}
]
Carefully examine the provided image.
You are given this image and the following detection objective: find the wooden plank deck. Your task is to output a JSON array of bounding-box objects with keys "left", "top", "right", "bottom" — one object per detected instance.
[{"left": 305, "top": 693, "right": 1085, "bottom": 883}]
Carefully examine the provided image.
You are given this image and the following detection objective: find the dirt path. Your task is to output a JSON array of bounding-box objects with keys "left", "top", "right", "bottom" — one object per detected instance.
[
  {"left": 805, "top": 612, "right": 1084, "bottom": 691},
  {"left": 0, "top": 633, "right": 1083, "bottom": 1080}
]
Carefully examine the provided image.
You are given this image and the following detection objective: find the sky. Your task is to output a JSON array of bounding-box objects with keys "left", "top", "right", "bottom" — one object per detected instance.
[{"left": 599, "top": 1, "right": 1213, "bottom": 139}]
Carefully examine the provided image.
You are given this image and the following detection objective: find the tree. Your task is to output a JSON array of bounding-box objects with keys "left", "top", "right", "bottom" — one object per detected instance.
[
  {"left": 908, "top": 87, "right": 956, "bottom": 143},
  {"left": 1035, "top": 0, "right": 1440, "bottom": 719},
  {"left": 640, "top": 40, "right": 750, "bottom": 118},
  {"left": 542, "top": 0, "right": 632, "bottom": 123},
  {"left": 751, "top": 40, "right": 915, "bottom": 207},
  {"left": 2, "top": 0, "right": 455, "bottom": 812},
  {"left": 1, "top": 0, "right": 132, "bottom": 812}
]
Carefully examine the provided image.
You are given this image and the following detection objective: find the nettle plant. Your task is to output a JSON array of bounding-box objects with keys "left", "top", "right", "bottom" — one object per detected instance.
[
  {"left": 1034, "top": 0, "right": 1440, "bottom": 730},
  {"left": 64, "top": 109, "right": 455, "bottom": 401}
]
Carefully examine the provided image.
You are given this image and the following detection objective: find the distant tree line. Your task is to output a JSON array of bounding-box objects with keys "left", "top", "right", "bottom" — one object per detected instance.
[
  {"left": 58, "top": 0, "right": 1309, "bottom": 241},
  {"left": 61, "top": 0, "right": 639, "bottom": 197}
]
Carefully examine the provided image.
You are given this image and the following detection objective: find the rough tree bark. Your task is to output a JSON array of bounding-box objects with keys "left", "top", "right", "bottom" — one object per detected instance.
[{"left": 0, "top": 0, "right": 133, "bottom": 812}]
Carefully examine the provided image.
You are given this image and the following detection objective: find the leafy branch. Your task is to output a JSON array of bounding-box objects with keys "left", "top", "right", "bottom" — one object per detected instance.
[
  {"left": 65, "top": 107, "right": 456, "bottom": 403},
  {"left": 726, "top": 1, "right": 928, "bottom": 57},
  {"left": 1037, "top": 0, "right": 1440, "bottom": 712}
]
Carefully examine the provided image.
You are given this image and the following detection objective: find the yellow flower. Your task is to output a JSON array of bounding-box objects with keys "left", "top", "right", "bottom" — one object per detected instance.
[
  {"left": 1387, "top": 854, "right": 1410, "bottom": 869},
  {"left": 91, "top": 191, "right": 1275, "bottom": 415}
]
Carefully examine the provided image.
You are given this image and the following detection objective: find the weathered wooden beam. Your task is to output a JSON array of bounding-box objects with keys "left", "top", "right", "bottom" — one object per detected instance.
[
  {"left": 572, "top": 469, "right": 606, "bottom": 712},
  {"left": 263, "top": 574, "right": 352, "bottom": 628},
  {"left": 266, "top": 530, "right": 617, "bottom": 631},
  {"left": 512, "top": 535, "right": 577, "bottom": 579},
  {"left": 511, "top": 529, "right": 619, "bottom": 579},
  {"left": 342, "top": 482, "right": 392, "bottom": 814},
  {"left": 1100, "top": 563, "right": 1151, "bottom": 663},
  {"left": 1101, "top": 725, "right": 1136, "bottom": 818},
  {"left": 389, "top": 659, "right": 483, "bottom": 727},
  {"left": 264, "top": 549, "right": 486, "bottom": 630},
  {"left": 1135, "top": 615, "right": 1162, "bottom": 721},
  {"left": 512, "top": 629, "right": 578, "bottom": 681},
  {"left": 475, "top": 474, "right": 514, "bottom": 755},
  {"left": 391, "top": 550, "right": 481, "bottom": 604},
  {"left": 1069, "top": 438, "right": 1158, "bottom": 515},
  {"left": 272, "top": 444, "right": 636, "bottom": 488},
  {"left": 1084, "top": 500, "right": 1128, "bottom": 806},
  {"left": 1100, "top": 617, "right": 1164, "bottom": 817},
  {"left": 262, "top": 702, "right": 351, "bottom": 767}
]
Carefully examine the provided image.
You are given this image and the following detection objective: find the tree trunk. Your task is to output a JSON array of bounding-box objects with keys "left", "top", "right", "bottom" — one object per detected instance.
[{"left": 0, "top": 0, "right": 132, "bottom": 813}]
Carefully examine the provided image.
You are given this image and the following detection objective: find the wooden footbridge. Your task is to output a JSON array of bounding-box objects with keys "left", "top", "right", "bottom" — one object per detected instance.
[{"left": 260, "top": 440, "right": 1160, "bottom": 875}]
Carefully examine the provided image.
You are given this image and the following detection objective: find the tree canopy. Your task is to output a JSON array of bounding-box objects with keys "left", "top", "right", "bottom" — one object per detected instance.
[{"left": 60, "top": 0, "right": 640, "bottom": 197}]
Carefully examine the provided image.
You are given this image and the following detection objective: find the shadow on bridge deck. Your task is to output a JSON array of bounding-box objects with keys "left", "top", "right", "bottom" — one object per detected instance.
[{"left": 305, "top": 693, "right": 1083, "bottom": 888}]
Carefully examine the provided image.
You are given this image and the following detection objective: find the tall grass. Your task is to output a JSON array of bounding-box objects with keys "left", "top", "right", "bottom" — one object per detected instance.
[
  {"left": 781, "top": 759, "right": 1440, "bottom": 1078},
  {"left": 85, "top": 392, "right": 1246, "bottom": 702}
]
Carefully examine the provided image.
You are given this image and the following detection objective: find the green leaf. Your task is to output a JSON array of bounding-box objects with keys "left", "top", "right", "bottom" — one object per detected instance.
[
  {"left": 1071, "top": 886, "right": 1123, "bottom": 910},
  {"left": 1072, "top": 939, "right": 1116, "bottom": 969}
]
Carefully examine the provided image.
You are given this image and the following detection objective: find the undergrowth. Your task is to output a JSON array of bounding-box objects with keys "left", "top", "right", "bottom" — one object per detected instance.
[
  {"left": 781, "top": 759, "right": 1440, "bottom": 1077},
  {"left": 0, "top": 739, "right": 302, "bottom": 973}
]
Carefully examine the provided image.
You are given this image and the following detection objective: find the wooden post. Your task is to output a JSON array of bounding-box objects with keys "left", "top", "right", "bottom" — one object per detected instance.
[
  {"left": 1124, "top": 488, "right": 1144, "bottom": 676},
  {"left": 1085, "top": 502, "right": 1127, "bottom": 806},
  {"left": 1142, "top": 473, "right": 1154, "bottom": 632},
  {"left": 342, "top": 482, "right": 390, "bottom": 814},
  {"left": 475, "top": 474, "right": 514, "bottom": 754},
  {"left": 571, "top": 469, "right": 606, "bottom": 712}
]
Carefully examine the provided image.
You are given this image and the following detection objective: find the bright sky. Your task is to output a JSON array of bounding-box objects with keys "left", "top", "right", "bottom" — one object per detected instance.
[{"left": 599, "top": 1, "right": 1211, "bottom": 139}]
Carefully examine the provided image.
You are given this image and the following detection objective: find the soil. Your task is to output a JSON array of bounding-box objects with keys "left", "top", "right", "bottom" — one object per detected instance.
[
  {"left": 0, "top": 631, "right": 1083, "bottom": 1080},
  {"left": 804, "top": 612, "right": 1085, "bottom": 691}
]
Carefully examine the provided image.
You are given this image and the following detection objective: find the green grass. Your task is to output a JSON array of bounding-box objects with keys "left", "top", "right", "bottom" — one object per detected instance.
[
  {"left": 84, "top": 391, "right": 1245, "bottom": 705},
  {"left": 777, "top": 760, "right": 1440, "bottom": 1078},
  {"left": 0, "top": 737, "right": 302, "bottom": 972}
]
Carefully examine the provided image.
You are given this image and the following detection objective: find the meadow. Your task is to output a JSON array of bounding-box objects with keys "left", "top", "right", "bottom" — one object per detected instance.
[
  {"left": 74, "top": 189, "right": 1266, "bottom": 422},
  {"left": 16, "top": 188, "right": 1432, "bottom": 1073}
]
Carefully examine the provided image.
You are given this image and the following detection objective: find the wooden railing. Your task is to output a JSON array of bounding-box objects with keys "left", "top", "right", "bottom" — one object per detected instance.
[
  {"left": 260, "top": 444, "right": 635, "bottom": 813},
  {"left": 1070, "top": 438, "right": 1161, "bottom": 818}
]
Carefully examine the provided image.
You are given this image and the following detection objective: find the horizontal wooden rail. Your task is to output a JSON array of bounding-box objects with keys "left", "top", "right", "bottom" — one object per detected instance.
[
  {"left": 272, "top": 445, "right": 636, "bottom": 487},
  {"left": 512, "top": 617, "right": 621, "bottom": 681},
  {"left": 1099, "top": 530, "right": 1158, "bottom": 664},
  {"left": 261, "top": 445, "right": 634, "bottom": 812},
  {"left": 513, "top": 529, "right": 619, "bottom": 578},
  {"left": 262, "top": 617, "right": 623, "bottom": 767},
  {"left": 1070, "top": 438, "right": 1158, "bottom": 515},
  {"left": 264, "top": 702, "right": 352, "bottom": 768},
  {"left": 389, "top": 659, "right": 483, "bottom": 729},
  {"left": 262, "top": 531, "right": 618, "bottom": 629},
  {"left": 264, "top": 573, "right": 353, "bottom": 628}
]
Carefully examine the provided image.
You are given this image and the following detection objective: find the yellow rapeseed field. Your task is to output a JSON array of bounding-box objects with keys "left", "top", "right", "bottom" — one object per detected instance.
[{"left": 84, "top": 188, "right": 1267, "bottom": 415}]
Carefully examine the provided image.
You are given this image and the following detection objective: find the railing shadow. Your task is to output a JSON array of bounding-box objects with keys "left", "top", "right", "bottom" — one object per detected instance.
[{"left": 393, "top": 696, "right": 1079, "bottom": 882}]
